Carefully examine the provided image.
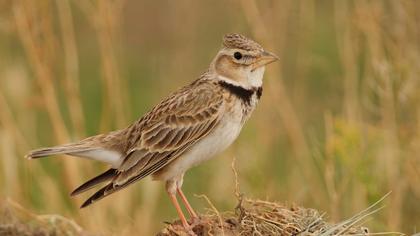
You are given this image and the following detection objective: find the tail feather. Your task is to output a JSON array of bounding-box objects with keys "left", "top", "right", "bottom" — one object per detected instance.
[
  {"left": 71, "top": 168, "right": 118, "bottom": 196},
  {"left": 25, "top": 145, "right": 94, "bottom": 159},
  {"left": 26, "top": 144, "right": 123, "bottom": 168},
  {"left": 81, "top": 183, "right": 117, "bottom": 208}
]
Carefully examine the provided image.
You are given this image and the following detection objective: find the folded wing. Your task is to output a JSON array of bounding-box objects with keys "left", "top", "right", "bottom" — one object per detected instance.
[{"left": 80, "top": 79, "right": 224, "bottom": 207}]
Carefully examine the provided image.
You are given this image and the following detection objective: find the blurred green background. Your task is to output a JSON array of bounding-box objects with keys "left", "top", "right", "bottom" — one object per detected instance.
[{"left": 0, "top": 0, "right": 419, "bottom": 235}]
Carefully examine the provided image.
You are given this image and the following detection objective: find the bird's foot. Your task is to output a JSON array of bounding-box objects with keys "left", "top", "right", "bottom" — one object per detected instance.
[
  {"left": 181, "top": 223, "right": 197, "bottom": 236},
  {"left": 181, "top": 217, "right": 203, "bottom": 236},
  {"left": 189, "top": 215, "right": 201, "bottom": 225}
]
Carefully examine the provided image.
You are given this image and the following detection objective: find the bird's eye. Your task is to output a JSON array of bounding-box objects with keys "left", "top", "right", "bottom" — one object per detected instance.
[{"left": 233, "top": 52, "right": 243, "bottom": 60}]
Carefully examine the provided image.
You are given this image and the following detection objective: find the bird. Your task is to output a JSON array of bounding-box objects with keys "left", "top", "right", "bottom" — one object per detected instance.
[{"left": 26, "top": 33, "right": 278, "bottom": 230}]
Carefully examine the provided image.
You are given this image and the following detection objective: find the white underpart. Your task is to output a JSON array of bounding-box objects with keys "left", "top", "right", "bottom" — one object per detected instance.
[
  {"left": 73, "top": 149, "right": 123, "bottom": 168},
  {"left": 154, "top": 103, "right": 244, "bottom": 181}
]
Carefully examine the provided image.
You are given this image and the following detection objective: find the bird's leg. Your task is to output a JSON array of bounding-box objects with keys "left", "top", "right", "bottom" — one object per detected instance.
[
  {"left": 177, "top": 188, "right": 198, "bottom": 219},
  {"left": 175, "top": 173, "right": 198, "bottom": 219},
  {"left": 166, "top": 180, "right": 190, "bottom": 229},
  {"left": 168, "top": 192, "right": 189, "bottom": 228}
]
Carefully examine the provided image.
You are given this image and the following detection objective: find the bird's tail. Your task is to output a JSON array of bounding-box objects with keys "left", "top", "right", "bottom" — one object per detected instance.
[
  {"left": 25, "top": 144, "right": 95, "bottom": 159},
  {"left": 70, "top": 168, "right": 118, "bottom": 196}
]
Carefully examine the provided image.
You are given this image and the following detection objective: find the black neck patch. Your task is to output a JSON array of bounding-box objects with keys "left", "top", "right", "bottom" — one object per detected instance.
[
  {"left": 256, "top": 87, "right": 263, "bottom": 99},
  {"left": 218, "top": 80, "right": 262, "bottom": 105}
]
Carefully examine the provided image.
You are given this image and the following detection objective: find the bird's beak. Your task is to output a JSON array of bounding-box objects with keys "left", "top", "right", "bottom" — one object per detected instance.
[{"left": 252, "top": 51, "right": 279, "bottom": 71}]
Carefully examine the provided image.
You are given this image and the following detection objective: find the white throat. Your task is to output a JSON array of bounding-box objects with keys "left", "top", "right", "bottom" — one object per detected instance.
[
  {"left": 217, "top": 66, "right": 265, "bottom": 89},
  {"left": 248, "top": 66, "right": 265, "bottom": 87}
]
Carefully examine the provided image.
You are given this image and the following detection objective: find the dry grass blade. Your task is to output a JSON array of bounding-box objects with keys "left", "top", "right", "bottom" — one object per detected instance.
[
  {"left": 320, "top": 192, "right": 393, "bottom": 236},
  {"left": 56, "top": 0, "right": 86, "bottom": 136},
  {"left": 195, "top": 194, "right": 225, "bottom": 236}
]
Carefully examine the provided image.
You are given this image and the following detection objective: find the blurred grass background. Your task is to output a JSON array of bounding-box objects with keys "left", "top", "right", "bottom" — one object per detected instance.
[{"left": 0, "top": 0, "right": 419, "bottom": 235}]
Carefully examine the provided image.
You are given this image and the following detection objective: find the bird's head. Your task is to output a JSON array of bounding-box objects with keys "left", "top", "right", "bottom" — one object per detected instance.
[{"left": 211, "top": 33, "right": 278, "bottom": 88}]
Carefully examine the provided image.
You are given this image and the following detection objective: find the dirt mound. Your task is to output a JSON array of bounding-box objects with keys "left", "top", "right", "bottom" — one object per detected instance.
[{"left": 158, "top": 197, "right": 371, "bottom": 236}]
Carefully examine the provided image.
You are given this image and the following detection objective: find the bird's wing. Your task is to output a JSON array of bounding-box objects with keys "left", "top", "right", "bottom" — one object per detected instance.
[{"left": 81, "top": 79, "right": 225, "bottom": 207}]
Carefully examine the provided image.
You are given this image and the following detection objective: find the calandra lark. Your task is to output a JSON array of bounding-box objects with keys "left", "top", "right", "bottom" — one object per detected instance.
[{"left": 26, "top": 33, "right": 278, "bottom": 229}]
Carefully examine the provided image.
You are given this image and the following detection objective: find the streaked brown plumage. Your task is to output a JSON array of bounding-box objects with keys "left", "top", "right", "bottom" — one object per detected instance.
[{"left": 26, "top": 33, "right": 278, "bottom": 230}]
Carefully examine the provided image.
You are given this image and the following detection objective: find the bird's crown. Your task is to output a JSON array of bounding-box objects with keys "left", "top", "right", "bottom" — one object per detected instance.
[{"left": 223, "top": 33, "right": 263, "bottom": 52}]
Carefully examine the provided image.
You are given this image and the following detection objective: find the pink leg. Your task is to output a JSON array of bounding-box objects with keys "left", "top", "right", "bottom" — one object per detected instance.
[
  {"left": 177, "top": 188, "right": 198, "bottom": 219},
  {"left": 168, "top": 192, "right": 189, "bottom": 228}
]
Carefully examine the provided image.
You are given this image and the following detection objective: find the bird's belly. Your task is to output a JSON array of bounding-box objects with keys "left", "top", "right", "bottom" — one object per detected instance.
[{"left": 152, "top": 118, "right": 243, "bottom": 181}]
